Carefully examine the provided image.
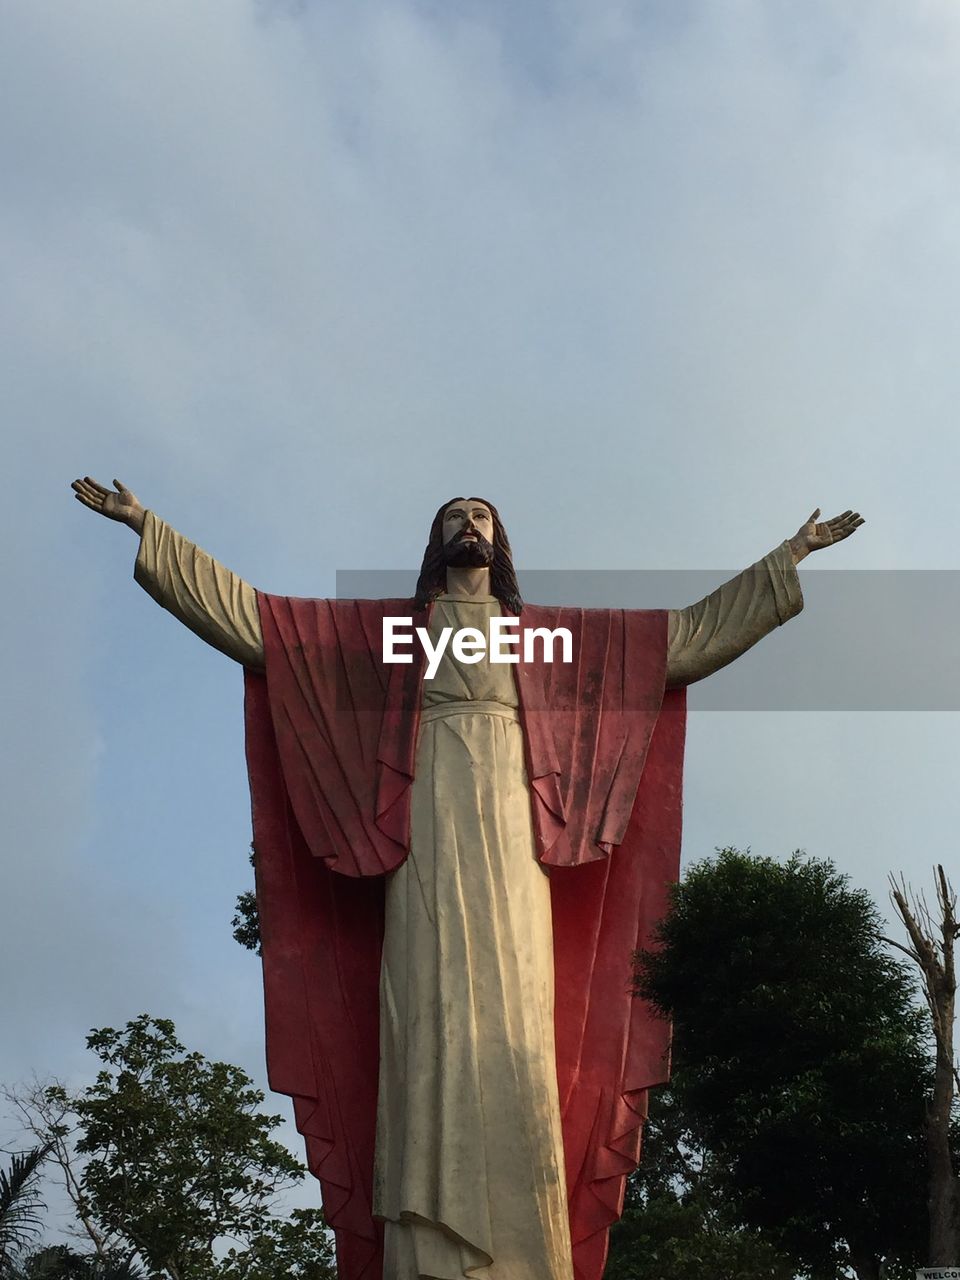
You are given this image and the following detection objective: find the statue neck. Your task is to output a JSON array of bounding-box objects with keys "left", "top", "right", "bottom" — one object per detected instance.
[{"left": 444, "top": 566, "right": 492, "bottom": 599}]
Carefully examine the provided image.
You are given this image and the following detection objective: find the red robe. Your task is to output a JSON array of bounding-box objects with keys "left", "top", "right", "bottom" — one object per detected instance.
[{"left": 243, "top": 595, "right": 686, "bottom": 1280}]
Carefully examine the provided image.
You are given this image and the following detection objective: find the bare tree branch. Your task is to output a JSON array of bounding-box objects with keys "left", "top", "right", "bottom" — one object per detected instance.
[
  {"left": 1, "top": 1079, "right": 118, "bottom": 1261},
  {"left": 881, "top": 934, "right": 923, "bottom": 964},
  {"left": 888, "top": 866, "right": 960, "bottom": 1264}
]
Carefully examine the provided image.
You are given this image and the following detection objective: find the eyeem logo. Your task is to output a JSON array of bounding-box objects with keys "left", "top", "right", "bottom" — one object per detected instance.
[{"left": 383, "top": 617, "right": 574, "bottom": 680}]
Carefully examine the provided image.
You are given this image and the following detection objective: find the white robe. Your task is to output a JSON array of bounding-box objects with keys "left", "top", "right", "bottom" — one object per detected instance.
[{"left": 375, "top": 596, "right": 572, "bottom": 1278}]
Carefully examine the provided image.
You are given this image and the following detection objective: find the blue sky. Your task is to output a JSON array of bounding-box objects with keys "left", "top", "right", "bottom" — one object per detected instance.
[{"left": 3, "top": 0, "right": 960, "bottom": 1234}]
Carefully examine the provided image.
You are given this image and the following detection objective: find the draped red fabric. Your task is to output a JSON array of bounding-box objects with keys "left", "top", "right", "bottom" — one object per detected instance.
[{"left": 243, "top": 596, "right": 686, "bottom": 1280}]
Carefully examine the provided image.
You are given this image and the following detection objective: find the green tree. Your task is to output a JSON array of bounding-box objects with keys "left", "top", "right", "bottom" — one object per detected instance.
[
  {"left": 231, "top": 849, "right": 260, "bottom": 956},
  {"left": 219, "top": 1210, "right": 334, "bottom": 1280},
  {"left": 17, "top": 1244, "right": 144, "bottom": 1280},
  {"left": 631, "top": 848, "right": 931, "bottom": 1280},
  {"left": 32, "top": 1016, "right": 329, "bottom": 1280},
  {"left": 605, "top": 1086, "right": 796, "bottom": 1279},
  {"left": 0, "top": 1146, "right": 49, "bottom": 1276}
]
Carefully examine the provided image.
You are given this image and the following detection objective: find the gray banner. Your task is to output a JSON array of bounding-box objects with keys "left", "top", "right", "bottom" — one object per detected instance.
[{"left": 335, "top": 569, "right": 953, "bottom": 711}]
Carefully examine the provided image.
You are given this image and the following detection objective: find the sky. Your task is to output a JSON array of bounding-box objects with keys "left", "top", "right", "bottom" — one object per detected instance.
[{"left": 3, "top": 0, "right": 960, "bottom": 1238}]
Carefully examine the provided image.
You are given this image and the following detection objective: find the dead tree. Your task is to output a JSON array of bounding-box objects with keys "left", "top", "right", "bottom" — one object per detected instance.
[
  {"left": 1, "top": 1079, "right": 119, "bottom": 1262},
  {"left": 887, "top": 865, "right": 960, "bottom": 1264}
]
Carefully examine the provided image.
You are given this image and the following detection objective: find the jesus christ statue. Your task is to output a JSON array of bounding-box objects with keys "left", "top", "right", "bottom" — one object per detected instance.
[{"left": 72, "top": 476, "right": 862, "bottom": 1280}]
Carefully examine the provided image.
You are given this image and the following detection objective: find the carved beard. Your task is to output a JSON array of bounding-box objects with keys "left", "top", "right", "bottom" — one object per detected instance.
[{"left": 443, "top": 531, "right": 495, "bottom": 569}]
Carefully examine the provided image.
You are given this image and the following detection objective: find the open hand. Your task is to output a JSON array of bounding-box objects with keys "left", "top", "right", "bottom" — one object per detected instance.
[
  {"left": 71, "top": 477, "right": 146, "bottom": 534},
  {"left": 788, "top": 508, "right": 864, "bottom": 564}
]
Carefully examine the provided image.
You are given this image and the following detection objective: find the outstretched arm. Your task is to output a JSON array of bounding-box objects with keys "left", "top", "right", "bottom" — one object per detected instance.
[
  {"left": 71, "top": 476, "right": 264, "bottom": 669},
  {"left": 666, "top": 508, "right": 863, "bottom": 688}
]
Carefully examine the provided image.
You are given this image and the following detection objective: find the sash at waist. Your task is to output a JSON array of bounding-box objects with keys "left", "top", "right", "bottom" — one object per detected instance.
[{"left": 420, "top": 699, "right": 520, "bottom": 724}]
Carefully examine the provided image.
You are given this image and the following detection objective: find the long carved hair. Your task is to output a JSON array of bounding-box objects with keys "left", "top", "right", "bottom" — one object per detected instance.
[{"left": 414, "top": 497, "right": 523, "bottom": 614}]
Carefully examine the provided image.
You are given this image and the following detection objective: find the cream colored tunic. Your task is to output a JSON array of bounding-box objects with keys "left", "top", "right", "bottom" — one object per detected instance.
[
  {"left": 374, "top": 597, "right": 571, "bottom": 1278},
  {"left": 134, "top": 513, "right": 802, "bottom": 1279}
]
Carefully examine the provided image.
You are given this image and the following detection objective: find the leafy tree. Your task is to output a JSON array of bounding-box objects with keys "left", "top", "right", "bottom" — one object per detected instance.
[
  {"left": 605, "top": 1087, "right": 796, "bottom": 1279},
  {"left": 631, "top": 848, "right": 932, "bottom": 1280},
  {"left": 231, "top": 849, "right": 260, "bottom": 956},
  {"left": 17, "top": 1244, "right": 144, "bottom": 1280},
  {"left": 219, "top": 1210, "right": 335, "bottom": 1280},
  {"left": 0, "top": 1146, "right": 49, "bottom": 1275},
  {"left": 3, "top": 1082, "right": 115, "bottom": 1263},
  {"left": 24, "top": 1017, "right": 329, "bottom": 1280}
]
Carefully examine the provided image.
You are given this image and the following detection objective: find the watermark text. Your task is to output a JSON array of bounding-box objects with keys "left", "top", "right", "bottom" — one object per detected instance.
[{"left": 383, "top": 616, "right": 573, "bottom": 679}]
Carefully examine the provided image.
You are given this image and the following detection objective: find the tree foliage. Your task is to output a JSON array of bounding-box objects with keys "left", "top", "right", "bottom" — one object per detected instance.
[
  {"left": 231, "top": 849, "right": 260, "bottom": 957},
  {"left": 16, "top": 1016, "right": 333, "bottom": 1280},
  {"left": 605, "top": 1086, "right": 795, "bottom": 1279},
  {"left": 219, "top": 1211, "right": 334, "bottom": 1280},
  {"left": 629, "top": 848, "right": 932, "bottom": 1280},
  {"left": 15, "top": 1244, "right": 145, "bottom": 1280},
  {"left": 0, "top": 1146, "right": 49, "bottom": 1275}
]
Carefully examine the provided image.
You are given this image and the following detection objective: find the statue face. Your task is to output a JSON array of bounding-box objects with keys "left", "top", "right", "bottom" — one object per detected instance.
[
  {"left": 442, "top": 500, "right": 493, "bottom": 545},
  {"left": 442, "top": 500, "right": 495, "bottom": 568}
]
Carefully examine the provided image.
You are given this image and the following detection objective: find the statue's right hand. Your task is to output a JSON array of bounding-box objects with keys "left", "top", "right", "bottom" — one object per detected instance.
[{"left": 71, "top": 477, "right": 146, "bottom": 533}]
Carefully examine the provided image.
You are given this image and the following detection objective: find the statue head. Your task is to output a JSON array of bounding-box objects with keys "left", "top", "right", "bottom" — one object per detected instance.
[{"left": 414, "top": 497, "right": 523, "bottom": 613}]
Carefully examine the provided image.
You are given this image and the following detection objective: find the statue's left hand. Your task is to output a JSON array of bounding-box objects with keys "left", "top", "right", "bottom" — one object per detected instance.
[{"left": 788, "top": 508, "right": 864, "bottom": 564}]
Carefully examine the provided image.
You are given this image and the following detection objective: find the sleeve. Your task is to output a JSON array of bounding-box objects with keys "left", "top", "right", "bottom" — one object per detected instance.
[
  {"left": 666, "top": 540, "right": 803, "bottom": 688},
  {"left": 133, "top": 509, "right": 265, "bottom": 669}
]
